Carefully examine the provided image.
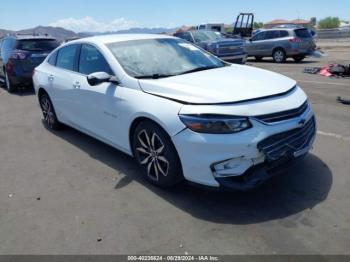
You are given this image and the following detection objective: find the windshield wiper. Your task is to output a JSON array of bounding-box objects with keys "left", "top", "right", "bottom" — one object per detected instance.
[
  {"left": 177, "top": 66, "right": 221, "bottom": 75},
  {"left": 135, "top": 74, "right": 175, "bottom": 79}
]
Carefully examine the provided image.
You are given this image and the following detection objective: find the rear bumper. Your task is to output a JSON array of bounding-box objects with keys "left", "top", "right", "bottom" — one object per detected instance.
[{"left": 287, "top": 48, "right": 316, "bottom": 57}]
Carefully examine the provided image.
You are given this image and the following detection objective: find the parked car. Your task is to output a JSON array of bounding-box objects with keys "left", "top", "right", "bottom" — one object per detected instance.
[
  {"left": 0, "top": 34, "right": 60, "bottom": 92},
  {"left": 197, "top": 23, "right": 225, "bottom": 33},
  {"left": 174, "top": 30, "right": 247, "bottom": 64},
  {"left": 245, "top": 28, "right": 316, "bottom": 63},
  {"left": 33, "top": 34, "right": 316, "bottom": 191}
]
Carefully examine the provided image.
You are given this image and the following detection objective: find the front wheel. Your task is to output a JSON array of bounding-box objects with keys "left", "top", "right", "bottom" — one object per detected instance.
[
  {"left": 272, "top": 49, "right": 286, "bottom": 63},
  {"left": 132, "top": 121, "right": 183, "bottom": 187},
  {"left": 39, "top": 93, "right": 62, "bottom": 130}
]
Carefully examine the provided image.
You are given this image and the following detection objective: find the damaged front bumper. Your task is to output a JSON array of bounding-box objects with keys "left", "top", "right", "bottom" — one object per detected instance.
[{"left": 172, "top": 108, "right": 316, "bottom": 191}]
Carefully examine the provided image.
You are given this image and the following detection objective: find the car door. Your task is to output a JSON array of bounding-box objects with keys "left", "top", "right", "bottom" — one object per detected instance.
[
  {"left": 260, "top": 30, "right": 280, "bottom": 56},
  {"left": 72, "top": 44, "right": 123, "bottom": 144},
  {"left": 245, "top": 31, "right": 266, "bottom": 56},
  {"left": 48, "top": 44, "right": 81, "bottom": 125}
]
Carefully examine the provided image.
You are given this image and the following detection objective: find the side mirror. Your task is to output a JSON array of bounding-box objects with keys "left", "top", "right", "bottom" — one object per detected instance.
[{"left": 87, "top": 72, "right": 119, "bottom": 86}]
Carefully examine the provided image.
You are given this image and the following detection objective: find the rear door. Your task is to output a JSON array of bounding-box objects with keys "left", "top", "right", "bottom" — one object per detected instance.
[
  {"left": 48, "top": 44, "right": 81, "bottom": 124},
  {"left": 260, "top": 30, "right": 281, "bottom": 55}
]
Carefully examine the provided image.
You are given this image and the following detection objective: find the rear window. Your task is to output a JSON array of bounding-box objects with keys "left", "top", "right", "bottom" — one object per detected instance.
[
  {"left": 16, "top": 39, "right": 60, "bottom": 51},
  {"left": 294, "top": 29, "right": 312, "bottom": 38}
]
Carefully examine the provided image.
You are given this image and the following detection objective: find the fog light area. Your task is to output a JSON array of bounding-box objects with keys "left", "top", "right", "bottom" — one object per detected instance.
[{"left": 213, "top": 155, "right": 265, "bottom": 178}]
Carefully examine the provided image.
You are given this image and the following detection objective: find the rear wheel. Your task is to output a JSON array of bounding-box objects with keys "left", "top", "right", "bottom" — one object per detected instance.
[
  {"left": 4, "top": 70, "right": 16, "bottom": 93},
  {"left": 132, "top": 121, "right": 183, "bottom": 187},
  {"left": 272, "top": 49, "right": 286, "bottom": 63},
  {"left": 39, "top": 93, "right": 62, "bottom": 130},
  {"left": 293, "top": 55, "right": 305, "bottom": 62}
]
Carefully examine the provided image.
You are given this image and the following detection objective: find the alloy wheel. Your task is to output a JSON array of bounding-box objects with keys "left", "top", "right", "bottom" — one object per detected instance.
[
  {"left": 40, "top": 96, "right": 55, "bottom": 129},
  {"left": 274, "top": 50, "right": 285, "bottom": 63},
  {"left": 136, "top": 129, "right": 169, "bottom": 181}
]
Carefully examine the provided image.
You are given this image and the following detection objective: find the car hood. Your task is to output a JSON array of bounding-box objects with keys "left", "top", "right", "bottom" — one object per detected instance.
[
  {"left": 138, "top": 65, "right": 297, "bottom": 104},
  {"left": 207, "top": 38, "right": 245, "bottom": 46}
]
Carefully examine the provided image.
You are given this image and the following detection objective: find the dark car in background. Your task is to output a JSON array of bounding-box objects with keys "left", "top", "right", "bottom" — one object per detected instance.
[
  {"left": 0, "top": 34, "right": 60, "bottom": 92},
  {"left": 174, "top": 30, "right": 247, "bottom": 64},
  {"left": 245, "top": 28, "right": 316, "bottom": 63}
]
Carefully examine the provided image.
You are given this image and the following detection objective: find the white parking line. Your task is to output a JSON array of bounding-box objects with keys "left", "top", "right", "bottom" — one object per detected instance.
[{"left": 318, "top": 131, "right": 350, "bottom": 141}]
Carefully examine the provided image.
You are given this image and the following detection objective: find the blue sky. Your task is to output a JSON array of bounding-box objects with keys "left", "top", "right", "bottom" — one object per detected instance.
[{"left": 1, "top": 0, "right": 349, "bottom": 32}]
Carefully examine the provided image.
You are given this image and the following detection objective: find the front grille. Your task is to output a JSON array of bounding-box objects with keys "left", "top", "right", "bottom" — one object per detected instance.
[
  {"left": 257, "top": 117, "right": 316, "bottom": 162},
  {"left": 218, "top": 46, "right": 242, "bottom": 55},
  {"left": 254, "top": 101, "right": 309, "bottom": 123}
]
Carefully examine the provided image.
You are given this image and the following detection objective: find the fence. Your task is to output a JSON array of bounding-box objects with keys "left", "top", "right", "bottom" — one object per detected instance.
[{"left": 317, "top": 29, "right": 350, "bottom": 39}]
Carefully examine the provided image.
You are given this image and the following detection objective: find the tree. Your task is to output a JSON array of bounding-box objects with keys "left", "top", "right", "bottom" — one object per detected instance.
[
  {"left": 253, "top": 22, "right": 264, "bottom": 29},
  {"left": 318, "top": 17, "right": 340, "bottom": 29}
]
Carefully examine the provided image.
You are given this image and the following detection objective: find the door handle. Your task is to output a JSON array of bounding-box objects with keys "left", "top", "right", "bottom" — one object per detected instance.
[
  {"left": 73, "top": 81, "right": 81, "bottom": 89},
  {"left": 48, "top": 75, "right": 54, "bottom": 82}
]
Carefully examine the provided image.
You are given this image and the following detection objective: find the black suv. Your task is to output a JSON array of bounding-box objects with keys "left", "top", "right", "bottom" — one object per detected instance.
[{"left": 0, "top": 35, "right": 60, "bottom": 92}]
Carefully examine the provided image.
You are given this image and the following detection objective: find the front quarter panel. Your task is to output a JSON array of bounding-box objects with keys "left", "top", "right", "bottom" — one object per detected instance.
[{"left": 117, "top": 86, "right": 186, "bottom": 155}]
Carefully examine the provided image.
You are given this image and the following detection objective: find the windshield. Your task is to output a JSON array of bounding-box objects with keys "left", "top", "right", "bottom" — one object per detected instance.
[
  {"left": 16, "top": 39, "right": 60, "bottom": 51},
  {"left": 192, "top": 31, "right": 220, "bottom": 42},
  {"left": 107, "top": 38, "right": 225, "bottom": 78}
]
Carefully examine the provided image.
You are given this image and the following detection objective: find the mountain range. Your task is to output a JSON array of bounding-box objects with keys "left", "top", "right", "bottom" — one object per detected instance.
[{"left": 0, "top": 26, "right": 178, "bottom": 41}]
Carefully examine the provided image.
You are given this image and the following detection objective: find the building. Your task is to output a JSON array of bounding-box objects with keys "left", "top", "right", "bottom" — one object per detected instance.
[{"left": 264, "top": 19, "right": 311, "bottom": 29}]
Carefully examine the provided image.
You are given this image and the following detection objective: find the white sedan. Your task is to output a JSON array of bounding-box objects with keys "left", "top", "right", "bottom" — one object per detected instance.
[{"left": 33, "top": 34, "right": 316, "bottom": 191}]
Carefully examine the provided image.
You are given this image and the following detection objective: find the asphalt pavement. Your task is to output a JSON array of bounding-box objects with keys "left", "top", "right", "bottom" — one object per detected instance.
[{"left": 0, "top": 50, "right": 349, "bottom": 255}]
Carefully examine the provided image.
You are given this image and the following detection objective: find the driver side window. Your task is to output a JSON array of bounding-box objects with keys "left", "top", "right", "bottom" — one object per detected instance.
[
  {"left": 78, "top": 44, "right": 113, "bottom": 75},
  {"left": 252, "top": 32, "right": 266, "bottom": 41}
]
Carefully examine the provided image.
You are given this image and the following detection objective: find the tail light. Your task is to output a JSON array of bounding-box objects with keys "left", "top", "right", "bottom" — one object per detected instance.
[
  {"left": 289, "top": 38, "right": 302, "bottom": 43},
  {"left": 11, "top": 51, "right": 27, "bottom": 60}
]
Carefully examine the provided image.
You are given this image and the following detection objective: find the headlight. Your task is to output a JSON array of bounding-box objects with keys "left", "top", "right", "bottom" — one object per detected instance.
[{"left": 179, "top": 114, "right": 252, "bottom": 134}]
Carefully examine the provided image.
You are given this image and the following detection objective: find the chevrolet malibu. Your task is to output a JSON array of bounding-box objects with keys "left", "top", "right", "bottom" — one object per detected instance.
[{"left": 33, "top": 34, "right": 316, "bottom": 191}]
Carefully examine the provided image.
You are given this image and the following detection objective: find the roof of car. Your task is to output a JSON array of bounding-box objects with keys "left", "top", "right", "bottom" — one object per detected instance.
[
  {"left": 258, "top": 27, "right": 306, "bottom": 32},
  {"left": 71, "top": 34, "right": 175, "bottom": 45},
  {"left": 4, "top": 34, "right": 57, "bottom": 40}
]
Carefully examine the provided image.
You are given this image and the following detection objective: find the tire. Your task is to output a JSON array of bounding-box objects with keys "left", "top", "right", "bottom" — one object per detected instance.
[
  {"left": 4, "top": 70, "right": 17, "bottom": 93},
  {"left": 255, "top": 56, "right": 263, "bottom": 62},
  {"left": 132, "top": 121, "right": 183, "bottom": 187},
  {"left": 272, "top": 49, "right": 286, "bottom": 63},
  {"left": 293, "top": 55, "right": 305, "bottom": 62},
  {"left": 39, "top": 93, "right": 62, "bottom": 130}
]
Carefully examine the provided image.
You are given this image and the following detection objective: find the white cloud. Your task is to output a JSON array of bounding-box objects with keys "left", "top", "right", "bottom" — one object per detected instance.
[{"left": 49, "top": 16, "right": 140, "bottom": 33}]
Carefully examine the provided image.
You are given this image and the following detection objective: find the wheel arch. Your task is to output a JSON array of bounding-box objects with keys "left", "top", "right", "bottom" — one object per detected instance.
[
  {"left": 128, "top": 115, "right": 185, "bottom": 183},
  {"left": 129, "top": 116, "right": 168, "bottom": 156},
  {"left": 272, "top": 46, "right": 286, "bottom": 55},
  {"left": 37, "top": 87, "right": 48, "bottom": 99}
]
